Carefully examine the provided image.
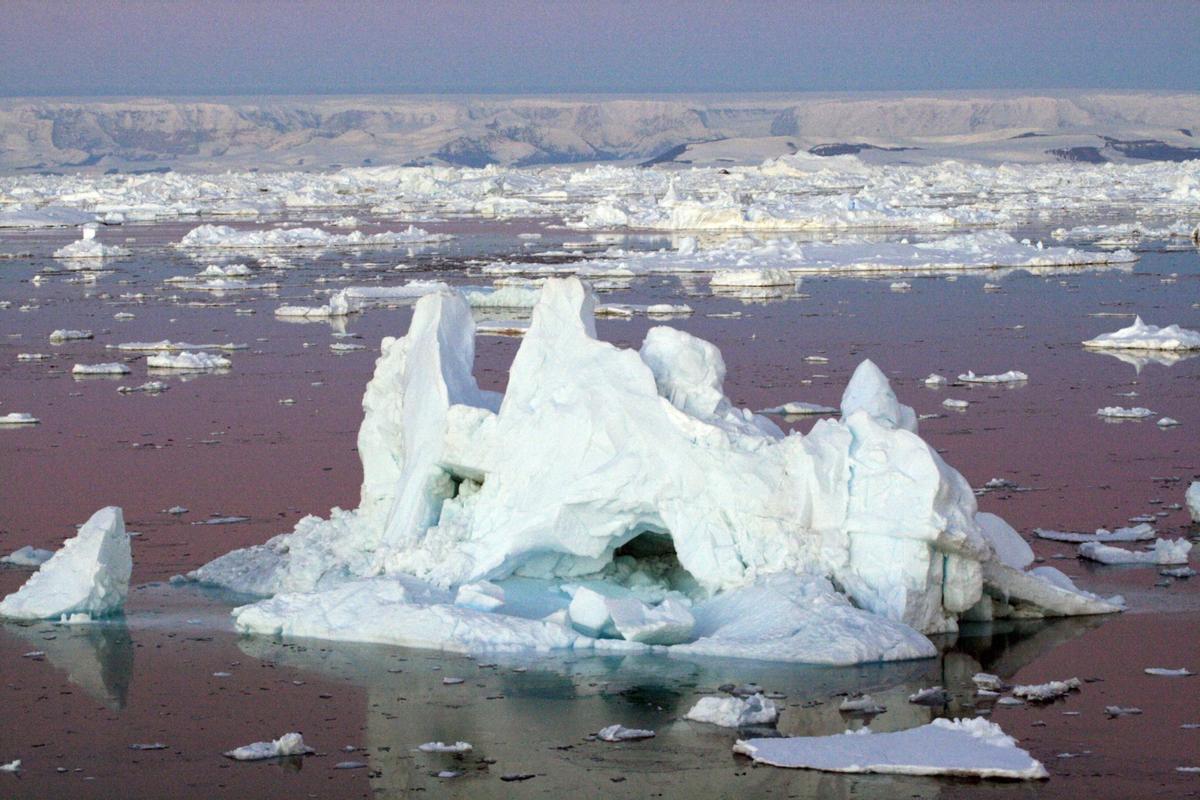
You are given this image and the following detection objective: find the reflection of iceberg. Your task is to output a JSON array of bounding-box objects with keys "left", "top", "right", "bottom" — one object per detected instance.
[
  {"left": 2, "top": 620, "right": 133, "bottom": 709},
  {"left": 192, "top": 278, "right": 1116, "bottom": 665},
  {"left": 1088, "top": 348, "right": 1200, "bottom": 373}
]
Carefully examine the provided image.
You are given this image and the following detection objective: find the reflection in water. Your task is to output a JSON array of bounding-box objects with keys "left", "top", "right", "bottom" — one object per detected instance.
[
  {"left": 2, "top": 619, "right": 134, "bottom": 710},
  {"left": 231, "top": 614, "right": 1098, "bottom": 798},
  {"left": 1087, "top": 347, "right": 1199, "bottom": 373}
]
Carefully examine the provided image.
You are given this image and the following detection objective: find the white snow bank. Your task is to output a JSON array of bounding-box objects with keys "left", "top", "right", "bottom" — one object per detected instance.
[
  {"left": 686, "top": 694, "right": 779, "bottom": 728},
  {"left": 733, "top": 718, "right": 1048, "bottom": 779},
  {"left": 224, "top": 732, "right": 313, "bottom": 761},
  {"left": 178, "top": 224, "right": 451, "bottom": 249},
  {"left": 958, "top": 370, "right": 1028, "bottom": 384},
  {"left": 0, "top": 507, "right": 130, "bottom": 622},
  {"left": 1079, "top": 538, "right": 1192, "bottom": 566},
  {"left": 1083, "top": 316, "right": 1200, "bottom": 351},
  {"left": 194, "top": 278, "right": 1118, "bottom": 663},
  {"left": 146, "top": 351, "right": 231, "bottom": 371}
]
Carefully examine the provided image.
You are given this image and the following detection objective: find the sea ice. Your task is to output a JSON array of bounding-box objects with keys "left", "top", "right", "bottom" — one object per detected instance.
[
  {"left": 1078, "top": 538, "right": 1192, "bottom": 566},
  {"left": 597, "top": 725, "right": 655, "bottom": 742},
  {"left": 1096, "top": 406, "right": 1153, "bottom": 419},
  {"left": 224, "top": 732, "right": 313, "bottom": 760},
  {"left": 0, "top": 413, "right": 39, "bottom": 425},
  {"left": 1083, "top": 316, "right": 1200, "bottom": 351},
  {"left": 71, "top": 363, "right": 131, "bottom": 376},
  {"left": 958, "top": 370, "right": 1028, "bottom": 383},
  {"left": 53, "top": 226, "right": 131, "bottom": 260},
  {"left": 1012, "top": 678, "right": 1081, "bottom": 702},
  {"left": 839, "top": 695, "right": 887, "bottom": 715},
  {"left": 686, "top": 694, "right": 779, "bottom": 728},
  {"left": 418, "top": 741, "right": 472, "bottom": 753},
  {"left": 0, "top": 507, "right": 131, "bottom": 622},
  {"left": 710, "top": 268, "right": 794, "bottom": 287},
  {"left": 1144, "top": 667, "right": 1194, "bottom": 677},
  {"left": 49, "top": 329, "right": 93, "bottom": 342},
  {"left": 146, "top": 352, "right": 231, "bottom": 371},
  {"left": 733, "top": 718, "right": 1048, "bottom": 779},
  {"left": 1187, "top": 482, "right": 1200, "bottom": 523},
  {"left": 178, "top": 224, "right": 451, "bottom": 250},
  {"left": 191, "top": 278, "right": 1119, "bottom": 663},
  {"left": 760, "top": 401, "right": 837, "bottom": 416},
  {"left": 1, "top": 546, "right": 54, "bottom": 567},
  {"left": 1034, "top": 523, "right": 1155, "bottom": 544}
]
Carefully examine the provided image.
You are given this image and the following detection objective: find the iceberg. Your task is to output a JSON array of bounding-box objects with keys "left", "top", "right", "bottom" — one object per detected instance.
[
  {"left": 1188, "top": 482, "right": 1200, "bottom": 523},
  {"left": 0, "top": 507, "right": 131, "bottom": 622},
  {"left": 52, "top": 225, "right": 130, "bottom": 260},
  {"left": 733, "top": 718, "right": 1048, "bottom": 779},
  {"left": 190, "top": 278, "right": 1118, "bottom": 664},
  {"left": 686, "top": 693, "right": 779, "bottom": 728},
  {"left": 1083, "top": 316, "right": 1200, "bottom": 351}
]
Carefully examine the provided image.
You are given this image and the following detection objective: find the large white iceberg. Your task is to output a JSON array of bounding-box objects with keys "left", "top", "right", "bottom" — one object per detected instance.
[
  {"left": 190, "top": 278, "right": 1118, "bottom": 664},
  {"left": 0, "top": 507, "right": 131, "bottom": 622}
]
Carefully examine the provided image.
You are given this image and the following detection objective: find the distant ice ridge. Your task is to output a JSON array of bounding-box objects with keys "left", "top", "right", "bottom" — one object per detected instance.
[
  {"left": 483, "top": 232, "right": 1134, "bottom": 279},
  {"left": 1083, "top": 316, "right": 1200, "bottom": 351},
  {"left": 0, "top": 507, "right": 130, "bottom": 622},
  {"left": 176, "top": 224, "right": 451, "bottom": 250},
  {"left": 190, "top": 278, "right": 1119, "bottom": 664}
]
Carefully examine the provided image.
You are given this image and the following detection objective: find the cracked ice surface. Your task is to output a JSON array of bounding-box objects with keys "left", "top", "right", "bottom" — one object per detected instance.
[{"left": 190, "top": 278, "right": 1118, "bottom": 664}]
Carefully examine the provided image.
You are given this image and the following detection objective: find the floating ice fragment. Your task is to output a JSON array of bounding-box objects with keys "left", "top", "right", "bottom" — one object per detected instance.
[
  {"left": 1096, "top": 406, "right": 1153, "bottom": 419},
  {"left": 1083, "top": 317, "right": 1200, "bottom": 351},
  {"left": 49, "top": 329, "right": 92, "bottom": 342},
  {"left": 686, "top": 693, "right": 779, "bottom": 728},
  {"left": 1144, "top": 667, "right": 1194, "bottom": 677},
  {"left": 838, "top": 695, "right": 887, "bottom": 715},
  {"left": 958, "top": 370, "right": 1027, "bottom": 384},
  {"left": 1012, "top": 678, "right": 1081, "bottom": 702},
  {"left": 908, "top": 686, "right": 948, "bottom": 706},
  {"left": 973, "top": 673, "right": 1004, "bottom": 692},
  {"left": 224, "top": 732, "right": 313, "bottom": 761},
  {"left": 1, "top": 546, "right": 54, "bottom": 567},
  {"left": 0, "top": 413, "right": 39, "bottom": 426},
  {"left": 943, "top": 398, "right": 969, "bottom": 409},
  {"left": 734, "top": 718, "right": 1048, "bottom": 779},
  {"left": 0, "top": 760, "right": 20, "bottom": 772},
  {"left": 418, "top": 741, "right": 472, "bottom": 753},
  {"left": 597, "top": 725, "right": 655, "bottom": 742},
  {"left": 760, "top": 401, "right": 837, "bottom": 416},
  {"left": 1078, "top": 538, "right": 1191, "bottom": 566},
  {"left": 129, "top": 743, "right": 168, "bottom": 751},
  {"left": 1157, "top": 417, "right": 1181, "bottom": 427},
  {"left": 147, "top": 351, "right": 231, "bottom": 371},
  {"left": 710, "top": 268, "right": 794, "bottom": 287},
  {"left": 1105, "top": 706, "right": 1142, "bottom": 717},
  {"left": 1034, "top": 523, "right": 1154, "bottom": 544},
  {"left": 118, "top": 381, "right": 169, "bottom": 395},
  {"left": 0, "top": 507, "right": 130, "bottom": 622},
  {"left": 923, "top": 373, "right": 947, "bottom": 386},
  {"left": 72, "top": 363, "right": 130, "bottom": 376}
]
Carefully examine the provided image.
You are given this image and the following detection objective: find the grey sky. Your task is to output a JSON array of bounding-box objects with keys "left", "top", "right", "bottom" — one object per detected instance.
[{"left": 2, "top": 0, "right": 1197, "bottom": 96}]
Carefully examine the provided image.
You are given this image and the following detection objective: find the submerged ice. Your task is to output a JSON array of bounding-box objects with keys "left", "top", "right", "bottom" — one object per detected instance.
[{"left": 190, "top": 278, "right": 1118, "bottom": 664}]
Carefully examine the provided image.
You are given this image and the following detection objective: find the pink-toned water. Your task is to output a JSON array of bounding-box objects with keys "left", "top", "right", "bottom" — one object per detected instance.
[{"left": 0, "top": 220, "right": 1197, "bottom": 798}]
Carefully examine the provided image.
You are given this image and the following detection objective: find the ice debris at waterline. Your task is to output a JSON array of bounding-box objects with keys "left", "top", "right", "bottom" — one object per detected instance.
[
  {"left": 188, "top": 278, "right": 1119, "bottom": 664},
  {"left": 223, "top": 732, "right": 313, "bottom": 761},
  {"left": 733, "top": 718, "right": 1048, "bottom": 780},
  {"left": 0, "top": 507, "right": 130, "bottom": 622}
]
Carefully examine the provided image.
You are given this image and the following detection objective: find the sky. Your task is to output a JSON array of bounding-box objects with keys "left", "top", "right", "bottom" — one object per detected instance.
[{"left": 2, "top": 0, "right": 1198, "bottom": 97}]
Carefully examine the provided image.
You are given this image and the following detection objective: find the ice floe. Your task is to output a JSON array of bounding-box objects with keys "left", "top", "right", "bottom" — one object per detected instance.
[
  {"left": 418, "top": 741, "right": 472, "bottom": 753},
  {"left": 1096, "top": 406, "right": 1154, "bottom": 419},
  {"left": 189, "top": 278, "right": 1119, "bottom": 664},
  {"left": 1083, "top": 316, "right": 1200, "bottom": 351},
  {"left": 224, "top": 732, "right": 313, "bottom": 761},
  {"left": 177, "top": 224, "right": 451, "bottom": 250},
  {"left": 733, "top": 718, "right": 1048, "bottom": 779},
  {"left": 53, "top": 225, "right": 131, "bottom": 260},
  {"left": 0, "top": 507, "right": 130, "bottom": 622},
  {"left": 1145, "top": 667, "right": 1194, "bottom": 677},
  {"left": 146, "top": 352, "right": 231, "bottom": 371},
  {"left": 686, "top": 693, "right": 779, "bottom": 728},
  {"left": 958, "top": 370, "right": 1028, "bottom": 384},
  {"left": 1187, "top": 482, "right": 1200, "bottom": 523},
  {"left": 0, "top": 413, "right": 39, "bottom": 425},
  {"left": 760, "top": 401, "right": 837, "bottom": 416},
  {"left": 49, "top": 329, "right": 93, "bottom": 342},
  {"left": 1035, "top": 523, "right": 1155, "bottom": 544},
  {"left": 1078, "top": 538, "right": 1192, "bottom": 566},
  {"left": 72, "top": 362, "right": 131, "bottom": 376},
  {"left": 597, "top": 725, "right": 655, "bottom": 742},
  {"left": 1012, "top": 678, "right": 1081, "bottom": 702}
]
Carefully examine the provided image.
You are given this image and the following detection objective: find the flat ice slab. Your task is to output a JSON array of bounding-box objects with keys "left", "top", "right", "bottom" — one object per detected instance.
[
  {"left": 0, "top": 506, "right": 131, "bottom": 621},
  {"left": 224, "top": 732, "right": 313, "bottom": 761},
  {"left": 734, "top": 718, "right": 1048, "bottom": 780}
]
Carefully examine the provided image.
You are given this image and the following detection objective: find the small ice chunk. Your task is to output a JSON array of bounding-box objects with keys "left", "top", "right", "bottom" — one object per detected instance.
[
  {"left": 418, "top": 741, "right": 472, "bottom": 753},
  {"left": 973, "top": 673, "right": 1004, "bottom": 692},
  {"left": 1034, "top": 523, "right": 1154, "bottom": 544},
  {"left": 908, "top": 686, "right": 948, "bottom": 706},
  {"left": 839, "top": 695, "right": 887, "bottom": 715},
  {"left": 597, "top": 725, "right": 655, "bottom": 742},
  {"left": 0, "top": 413, "right": 40, "bottom": 425},
  {"left": 760, "top": 401, "right": 837, "bottom": 416},
  {"left": 0, "top": 760, "right": 20, "bottom": 772},
  {"left": 1078, "top": 538, "right": 1191, "bottom": 566},
  {"left": 1157, "top": 417, "right": 1180, "bottom": 428},
  {"left": 958, "top": 370, "right": 1028, "bottom": 384},
  {"left": 118, "top": 381, "right": 169, "bottom": 395},
  {"left": 72, "top": 362, "right": 130, "bottom": 376},
  {"left": 49, "top": 329, "right": 93, "bottom": 342},
  {"left": 1012, "top": 678, "right": 1081, "bottom": 702},
  {"left": 1144, "top": 667, "right": 1194, "bottom": 677},
  {"left": 1096, "top": 406, "right": 1153, "bottom": 419},
  {"left": 890, "top": 281, "right": 911, "bottom": 291},
  {"left": 146, "top": 351, "right": 231, "bottom": 371},
  {"left": 129, "top": 743, "right": 168, "bottom": 751},
  {"left": 734, "top": 718, "right": 1048, "bottom": 779},
  {"left": 710, "top": 268, "right": 795, "bottom": 287},
  {"left": 1, "top": 546, "right": 55, "bottom": 567},
  {"left": 686, "top": 693, "right": 779, "bottom": 728},
  {"left": 923, "top": 373, "right": 948, "bottom": 387},
  {"left": 607, "top": 596, "right": 694, "bottom": 645},
  {"left": 223, "top": 732, "right": 313, "bottom": 761},
  {"left": 943, "top": 398, "right": 969, "bottom": 409},
  {"left": 0, "top": 506, "right": 130, "bottom": 621},
  {"left": 1187, "top": 482, "right": 1200, "bottom": 523},
  {"left": 1105, "top": 706, "right": 1142, "bottom": 717},
  {"left": 454, "top": 580, "right": 505, "bottom": 612}
]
